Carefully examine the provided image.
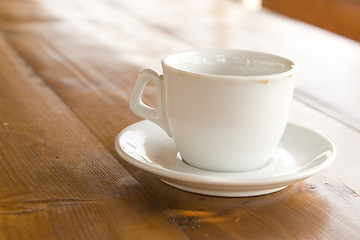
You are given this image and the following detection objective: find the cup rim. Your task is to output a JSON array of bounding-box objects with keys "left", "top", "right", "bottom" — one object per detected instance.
[{"left": 161, "top": 48, "right": 297, "bottom": 80}]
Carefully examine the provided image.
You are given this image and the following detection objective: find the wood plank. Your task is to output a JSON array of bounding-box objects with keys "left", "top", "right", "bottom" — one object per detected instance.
[
  {"left": 0, "top": 0, "right": 191, "bottom": 154},
  {"left": 1, "top": 0, "right": 360, "bottom": 239},
  {"left": 0, "top": 33, "right": 187, "bottom": 239}
]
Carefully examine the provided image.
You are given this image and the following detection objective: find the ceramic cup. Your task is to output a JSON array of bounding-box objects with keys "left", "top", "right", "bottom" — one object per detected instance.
[{"left": 129, "top": 49, "right": 296, "bottom": 172}]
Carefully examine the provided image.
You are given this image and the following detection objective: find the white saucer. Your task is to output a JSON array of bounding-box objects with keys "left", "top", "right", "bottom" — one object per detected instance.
[{"left": 115, "top": 120, "right": 336, "bottom": 197}]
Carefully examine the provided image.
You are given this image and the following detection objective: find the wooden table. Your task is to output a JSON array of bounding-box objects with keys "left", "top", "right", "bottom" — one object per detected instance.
[{"left": 0, "top": 0, "right": 359, "bottom": 239}]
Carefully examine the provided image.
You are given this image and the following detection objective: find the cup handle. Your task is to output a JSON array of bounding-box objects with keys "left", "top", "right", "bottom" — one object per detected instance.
[{"left": 129, "top": 69, "right": 171, "bottom": 137}]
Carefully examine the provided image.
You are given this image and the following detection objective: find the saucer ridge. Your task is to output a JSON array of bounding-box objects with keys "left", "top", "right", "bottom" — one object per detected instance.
[{"left": 115, "top": 120, "right": 336, "bottom": 197}]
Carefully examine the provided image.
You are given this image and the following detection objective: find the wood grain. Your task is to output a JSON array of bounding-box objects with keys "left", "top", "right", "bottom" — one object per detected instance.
[
  {"left": 0, "top": 32, "right": 187, "bottom": 239},
  {"left": 0, "top": 0, "right": 360, "bottom": 239}
]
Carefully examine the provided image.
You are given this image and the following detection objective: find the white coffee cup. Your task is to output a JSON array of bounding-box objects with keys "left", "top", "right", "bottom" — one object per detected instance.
[{"left": 129, "top": 49, "right": 296, "bottom": 172}]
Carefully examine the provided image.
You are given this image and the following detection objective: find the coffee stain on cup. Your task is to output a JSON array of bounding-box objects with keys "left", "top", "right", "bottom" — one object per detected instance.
[{"left": 256, "top": 80, "right": 269, "bottom": 84}]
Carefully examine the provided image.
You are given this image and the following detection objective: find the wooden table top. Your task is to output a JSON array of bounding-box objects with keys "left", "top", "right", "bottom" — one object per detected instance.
[{"left": 0, "top": 0, "right": 359, "bottom": 239}]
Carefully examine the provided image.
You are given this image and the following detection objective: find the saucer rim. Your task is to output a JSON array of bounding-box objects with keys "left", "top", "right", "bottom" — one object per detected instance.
[{"left": 115, "top": 120, "right": 336, "bottom": 187}]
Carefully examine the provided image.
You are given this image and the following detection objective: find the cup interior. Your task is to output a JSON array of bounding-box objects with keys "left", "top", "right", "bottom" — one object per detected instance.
[{"left": 162, "top": 49, "right": 295, "bottom": 77}]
